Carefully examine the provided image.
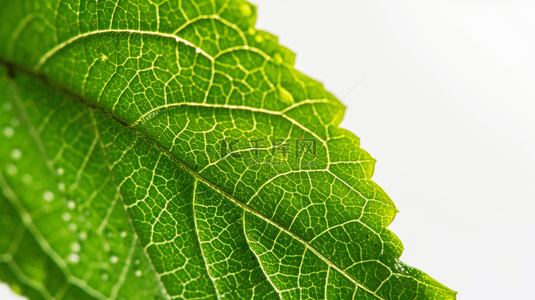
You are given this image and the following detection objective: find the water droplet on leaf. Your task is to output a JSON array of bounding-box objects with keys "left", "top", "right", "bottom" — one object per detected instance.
[
  {"left": 11, "top": 149, "right": 21, "bottom": 160},
  {"left": 70, "top": 242, "right": 81, "bottom": 252},
  {"left": 67, "top": 201, "right": 75, "bottom": 209},
  {"left": 62, "top": 213, "right": 71, "bottom": 222},
  {"left": 6, "top": 164, "right": 17, "bottom": 175},
  {"left": 68, "top": 223, "right": 77, "bottom": 232},
  {"left": 43, "top": 191, "right": 54, "bottom": 202},
  {"left": 68, "top": 253, "right": 80, "bottom": 263},
  {"left": 110, "top": 255, "right": 118, "bottom": 264},
  {"left": 3, "top": 127, "right": 14, "bottom": 137},
  {"left": 22, "top": 174, "right": 32, "bottom": 184}
]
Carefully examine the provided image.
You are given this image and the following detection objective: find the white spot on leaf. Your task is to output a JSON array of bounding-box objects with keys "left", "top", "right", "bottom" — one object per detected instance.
[
  {"left": 62, "top": 213, "right": 71, "bottom": 222},
  {"left": 22, "top": 174, "right": 32, "bottom": 184},
  {"left": 109, "top": 256, "right": 118, "bottom": 264},
  {"left": 70, "top": 242, "right": 81, "bottom": 252},
  {"left": 43, "top": 191, "right": 54, "bottom": 202},
  {"left": 68, "top": 253, "right": 80, "bottom": 263},
  {"left": 3, "top": 127, "right": 14, "bottom": 137},
  {"left": 67, "top": 201, "right": 75, "bottom": 209},
  {"left": 11, "top": 149, "right": 21, "bottom": 160},
  {"left": 68, "top": 223, "right": 77, "bottom": 232},
  {"left": 6, "top": 164, "right": 17, "bottom": 175}
]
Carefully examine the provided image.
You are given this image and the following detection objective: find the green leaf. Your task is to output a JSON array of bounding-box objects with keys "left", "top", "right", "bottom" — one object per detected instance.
[{"left": 0, "top": 1, "right": 456, "bottom": 299}]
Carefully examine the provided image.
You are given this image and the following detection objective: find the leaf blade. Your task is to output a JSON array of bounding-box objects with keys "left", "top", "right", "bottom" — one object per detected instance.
[{"left": 0, "top": 1, "right": 456, "bottom": 299}]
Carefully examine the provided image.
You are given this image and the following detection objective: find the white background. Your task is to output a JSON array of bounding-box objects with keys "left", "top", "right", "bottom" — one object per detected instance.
[
  {"left": 248, "top": 0, "right": 535, "bottom": 299},
  {"left": 2, "top": 0, "right": 534, "bottom": 299}
]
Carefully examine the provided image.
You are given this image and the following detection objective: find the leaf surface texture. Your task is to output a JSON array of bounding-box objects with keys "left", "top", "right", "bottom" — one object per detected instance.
[{"left": 0, "top": 1, "right": 456, "bottom": 299}]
